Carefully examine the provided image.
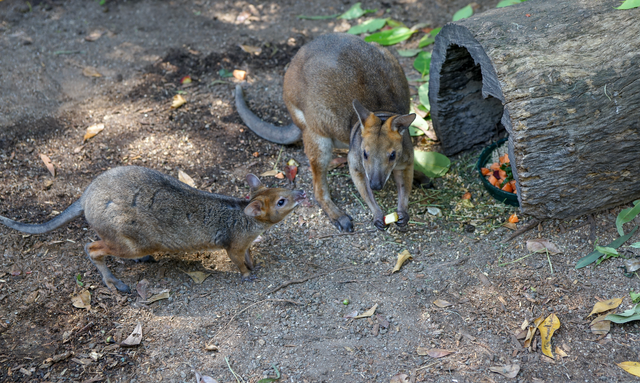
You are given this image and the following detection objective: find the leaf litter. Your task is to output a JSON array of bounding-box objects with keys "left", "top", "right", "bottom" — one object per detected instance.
[
  {"left": 120, "top": 323, "right": 143, "bottom": 347},
  {"left": 538, "top": 314, "right": 560, "bottom": 359},
  {"left": 392, "top": 249, "right": 412, "bottom": 273},
  {"left": 83, "top": 123, "right": 104, "bottom": 142},
  {"left": 71, "top": 290, "right": 91, "bottom": 310}
]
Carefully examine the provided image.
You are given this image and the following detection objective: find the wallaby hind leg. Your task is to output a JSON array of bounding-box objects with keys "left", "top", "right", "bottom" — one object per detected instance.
[
  {"left": 84, "top": 241, "right": 131, "bottom": 293},
  {"left": 227, "top": 246, "right": 255, "bottom": 281},
  {"left": 393, "top": 165, "right": 414, "bottom": 230},
  {"left": 305, "top": 133, "right": 353, "bottom": 232}
]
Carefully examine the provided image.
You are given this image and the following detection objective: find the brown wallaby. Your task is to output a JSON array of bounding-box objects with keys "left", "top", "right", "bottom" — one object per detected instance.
[
  {"left": 236, "top": 33, "right": 416, "bottom": 232},
  {"left": 0, "top": 166, "right": 305, "bottom": 293}
]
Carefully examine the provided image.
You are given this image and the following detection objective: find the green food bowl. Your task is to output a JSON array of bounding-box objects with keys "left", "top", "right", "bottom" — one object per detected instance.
[{"left": 477, "top": 138, "right": 519, "bottom": 207}]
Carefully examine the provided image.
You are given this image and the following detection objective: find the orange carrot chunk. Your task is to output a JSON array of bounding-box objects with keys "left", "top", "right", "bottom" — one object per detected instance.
[
  {"left": 503, "top": 153, "right": 510, "bottom": 164},
  {"left": 499, "top": 169, "right": 507, "bottom": 179},
  {"left": 501, "top": 183, "right": 513, "bottom": 193},
  {"left": 508, "top": 213, "right": 519, "bottom": 223},
  {"left": 490, "top": 162, "right": 501, "bottom": 171},
  {"left": 481, "top": 167, "right": 491, "bottom": 176},
  {"left": 488, "top": 175, "right": 498, "bottom": 186}
]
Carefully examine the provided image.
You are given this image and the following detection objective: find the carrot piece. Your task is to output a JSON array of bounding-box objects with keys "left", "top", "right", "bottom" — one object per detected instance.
[
  {"left": 488, "top": 175, "right": 498, "bottom": 186},
  {"left": 499, "top": 155, "right": 505, "bottom": 165},
  {"left": 510, "top": 180, "right": 517, "bottom": 189},
  {"left": 501, "top": 183, "right": 513, "bottom": 193},
  {"left": 462, "top": 192, "right": 471, "bottom": 200},
  {"left": 503, "top": 153, "right": 510, "bottom": 164},
  {"left": 490, "top": 162, "right": 501, "bottom": 171},
  {"left": 499, "top": 169, "right": 507, "bottom": 179},
  {"left": 481, "top": 167, "right": 491, "bottom": 176},
  {"left": 508, "top": 213, "right": 519, "bottom": 223}
]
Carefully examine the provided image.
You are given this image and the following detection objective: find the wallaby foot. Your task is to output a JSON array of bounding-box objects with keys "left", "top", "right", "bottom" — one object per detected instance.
[
  {"left": 240, "top": 265, "right": 262, "bottom": 282},
  {"left": 396, "top": 210, "right": 410, "bottom": 228},
  {"left": 85, "top": 241, "right": 131, "bottom": 294},
  {"left": 133, "top": 255, "right": 156, "bottom": 263},
  {"left": 373, "top": 213, "right": 387, "bottom": 231},
  {"left": 334, "top": 215, "right": 354, "bottom": 232}
]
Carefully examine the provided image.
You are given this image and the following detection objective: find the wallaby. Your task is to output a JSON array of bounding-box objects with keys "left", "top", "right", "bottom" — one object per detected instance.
[
  {"left": 236, "top": 33, "right": 416, "bottom": 232},
  {"left": 0, "top": 166, "right": 305, "bottom": 293}
]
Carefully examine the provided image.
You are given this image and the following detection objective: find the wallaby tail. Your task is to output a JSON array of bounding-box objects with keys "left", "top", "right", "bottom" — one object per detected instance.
[
  {"left": 235, "top": 84, "right": 302, "bottom": 145},
  {"left": 0, "top": 199, "right": 84, "bottom": 235}
]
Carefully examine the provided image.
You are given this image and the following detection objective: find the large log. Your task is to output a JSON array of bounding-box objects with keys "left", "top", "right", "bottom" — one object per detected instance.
[{"left": 429, "top": 0, "right": 640, "bottom": 220}]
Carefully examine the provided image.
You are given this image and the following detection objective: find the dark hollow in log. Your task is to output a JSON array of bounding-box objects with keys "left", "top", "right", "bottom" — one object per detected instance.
[{"left": 429, "top": 0, "right": 640, "bottom": 220}]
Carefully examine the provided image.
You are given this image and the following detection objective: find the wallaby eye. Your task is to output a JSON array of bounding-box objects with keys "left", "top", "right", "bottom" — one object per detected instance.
[
  {"left": 389, "top": 151, "right": 396, "bottom": 161},
  {"left": 363, "top": 150, "right": 369, "bottom": 160},
  {"left": 277, "top": 198, "right": 286, "bottom": 207}
]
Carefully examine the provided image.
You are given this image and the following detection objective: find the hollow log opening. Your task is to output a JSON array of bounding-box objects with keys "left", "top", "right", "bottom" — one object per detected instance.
[{"left": 432, "top": 44, "right": 504, "bottom": 156}]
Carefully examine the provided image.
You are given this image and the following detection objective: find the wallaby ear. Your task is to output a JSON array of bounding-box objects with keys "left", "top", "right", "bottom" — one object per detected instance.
[
  {"left": 391, "top": 113, "right": 417, "bottom": 133},
  {"left": 246, "top": 174, "right": 263, "bottom": 191},
  {"left": 352, "top": 100, "right": 373, "bottom": 126},
  {"left": 244, "top": 199, "right": 264, "bottom": 217}
]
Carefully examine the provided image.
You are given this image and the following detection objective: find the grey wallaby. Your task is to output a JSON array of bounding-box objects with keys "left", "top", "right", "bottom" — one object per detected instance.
[
  {"left": 236, "top": 33, "right": 416, "bottom": 232},
  {"left": 0, "top": 166, "right": 306, "bottom": 293}
]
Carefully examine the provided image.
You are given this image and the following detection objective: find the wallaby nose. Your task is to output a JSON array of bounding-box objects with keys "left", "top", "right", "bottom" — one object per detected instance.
[
  {"left": 370, "top": 180, "right": 384, "bottom": 191},
  {"left": 294, "top": 190, "right": 307, "bottom": 202}
]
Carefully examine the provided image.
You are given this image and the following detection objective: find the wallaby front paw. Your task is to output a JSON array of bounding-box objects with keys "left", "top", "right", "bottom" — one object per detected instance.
[
  {"left": 396, "top": 211, "right": 410, "bottom": 227},
  {"left": 334, "top": 215, "right": 354, "bottom": 232},
  {"left": 373, "top": 215, "right": 387, "bottom": 231}
]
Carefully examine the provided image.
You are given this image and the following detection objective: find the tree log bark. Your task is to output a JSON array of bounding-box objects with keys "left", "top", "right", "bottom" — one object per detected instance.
[{"left": 429, "top": 0, "right": 640, "bottom": 220}]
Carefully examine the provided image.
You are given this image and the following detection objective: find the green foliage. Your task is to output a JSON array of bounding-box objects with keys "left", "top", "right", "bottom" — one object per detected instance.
[
  {"left": 418, "top": 27, "right": 441, "bottom": 48},
  {"left": 364, "top": 27, "right": 416, "bottom": 45},
  {"left": 496, "top": 0, "right": 527, "bottom": 7},
  {"left": 338, "top": 3, "right": 376, "bottom": 20},
  {"left": 76, "top": 273, "right": 84, "bottom": 287},
  {"left": 452, "top": 5, "right": 473, "bottom": 21},
  {"left": 631, "top": 290, "right": 640, "bottom": 304},
  {"left": 297, "top": 14, "right": 339, "bottom": 20},
  {"left": 256, "top": 364, "right": 281, "bottom": 383},
  {"left": 414, "top": 151, "right": 450, "bottom": 178},
  {"left": 594, "top": 245, "right": 620, "bottom": 265},
  {"left": 418, "top": 83, "right": 430, "bottom": 111},
  {"left": 616, "top": 0, "right": 640, "bottom": 9},
  {"left": 397, "top": 49, "right": 422, "bottom": 57},
  {"left": 606, "top": 304, "right": 640, "bottom": 323},
  {"left": 413, "top": 51, "right": 431, "bottom": 77},
  {"left": 616, "top": 200, "right": 640, "bottom": 236},
  {"left": 218, "top": 68, "right": 234, "bottom": 78},
  {"left": 347, "top": 18, "right": 387, "bottom": 34},
  {"left": 575, "top": 226, "right": 639, "bottom": 269}
]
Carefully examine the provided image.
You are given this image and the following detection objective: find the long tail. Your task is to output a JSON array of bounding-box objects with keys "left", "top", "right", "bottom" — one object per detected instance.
[
  {"left": 235, "top": 84, "right": 302, "bottom": 145},
  {"left": 0, "top": 199, "right": 84, "bottom": 234}
]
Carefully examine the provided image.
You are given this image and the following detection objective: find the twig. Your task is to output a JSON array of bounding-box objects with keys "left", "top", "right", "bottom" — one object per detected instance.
[
  {"left": 566, "top": 221, "right": 589, "bottom": 231},
  {"left": 273, "top": 146, "right": 283, "bottom": 171},
  {"left": 267, "top": 266, "right": 354, "bottom": 294},
  {"left": 546, "top": 249, "right": 554, "bottom": 274},
  {"left": 351, "top": 191, "right": 366, "bottom": 210},
  {"left": 209, "top": 299, "right": 302, "bottom": 343},
  {"left": 588, "top": 214, "right": 597, "bottom": 243},
  {"left": 310, "top": 230, "right": 376, "bottom": 240},
  {"left": 498, "top": 252, "right": 536, "bottom": 267},
  {"left": 336, "top": 279, "right": 368, "bottom": 284},
  {"left": 225, "top": 356, "right": 244, "bottom": 383},
  {"left": 503, "top": 219, "right": 540, "bottom": 242},
  {"left": 416, "top": 361, "right": 439, "bottom": 371}
]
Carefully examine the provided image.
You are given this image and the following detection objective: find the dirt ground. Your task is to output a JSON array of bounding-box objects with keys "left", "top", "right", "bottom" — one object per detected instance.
[{"left": 2, "top": 0, "right": 640, "bottom": 382}]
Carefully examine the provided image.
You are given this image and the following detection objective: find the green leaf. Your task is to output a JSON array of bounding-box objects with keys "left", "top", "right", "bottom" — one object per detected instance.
[
  {"left": 496, "top": 0, "right": 526, "bottom": 7},
  {"left": 616, "top": 0, "right": 640, "bottom": 9},
  {"left": 256, "top": 363, "right": 281, "bottom": 383},
  {"left": 595, "top": 246, "right": 619, "bottom": 256},
  {"left": 364, "top": 27, "right": 416, "bottom": 45},
  {"left": 616, "top": 200, "right": 640, "bottom": 236},
  {"left": 386, "top": 19, "right": 406, "bottom": 28},
  {"left": 347, "top": 18, "right": 387, "bottom": 34},
  {"left": 409, "top": 104, "right": 426, "bottom": 136},
  {"left": 297, "top": 13, "right": 340, "bottom": 20},
  {"left": 606, "top": 304, "right": 640, "bottom": 323},
  {"left": 418, "top": 27, "right": 441, "bottom": 48},
  {"left": 418, "top": 82, "right": 430, "bottom": 111},
  {"left": 630, "top": 242, "right": 640, "bottom": 248},
  {"left": 397, "top": 49, "right": 423, "bottom": 57},
  {"left": 218, "top": 68, "right": 233, "bottom": 78},
  {"left": 631, "top": 290, "right": 640, "bottom": 304},
  {"left": 338, "top": 3, "right": 376, "bottom": 20},
  {"left": 452, "top": 5, "right": 473, "bottom": 21},
  {"left": 413, "top": 51, "right": 431, "bottom": 77},
  {"left": 414, "top": 151, "right": 450, "bottom": 178},
  {"left": 575, "top": 226, "right": 639, "bottom": 269}
]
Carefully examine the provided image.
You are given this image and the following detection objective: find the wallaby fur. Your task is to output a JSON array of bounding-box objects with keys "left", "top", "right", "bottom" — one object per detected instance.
[
  {"left": 236, "top": 33, "right": 415, "bottom": 232},
  {"left": 0, "top": 166, "right": 305, "bottom": 293}
]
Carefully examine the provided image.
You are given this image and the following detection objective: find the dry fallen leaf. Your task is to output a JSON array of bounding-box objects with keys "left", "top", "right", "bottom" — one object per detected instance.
[
  {"left": 40, "top": 154, "right": 55, "bottom": 177},
  {"left": 433, "top": 299, "right": 453, "bottom": 308},
  {"left": 120, "top": 323, "right": 142, "bottom": 347},
  {"left": 275, "top": 172, "right": 285, "bottom": 179},
  {"left": 392, "top": 249, "right": 412, "bottom": 273},
  {"left": 183, "top": 270, "right": 211, "bottom": 284},
  {"left": 136, "top": 279, "right": 149, "bottom": 301},
  {"left": 489, "top": 364, "right": 520, "bottom": 379},
  {"left": 343, "top": 310, "right": 359, "bottom": 319},
  {"left": 84, "top": 123, "right": 105, "bottom": 142},
  {"left": 618, "top": 361, "right": 640, "bottom": 377},
  {"left": 555, "top": 346, "right": 568, "bottom": 358},
  {"left": 171, "top": 94, "right": 187, "bottom": 109},
  {"left": 390, "top": 373, "right": 410, "bottom": 383},
  {"left": 204, "top": 344, "right": 219, "bottom": 352},
  {"left": 239, "top": 45, "right": 262, "bottom": 55},
  {"left": 233, "top": 69, "right": 247, "bottom": 81},
  {"left": 328, "top": 157, "right": 348, "bottom": 170},
  {"left": 354, "top": 304, "right": 378, "bottom": 319},
  {"left": 526, "top": 238, "right": 562, "bottom": 254},
  {"left": 82, "top": 66, "right": 102, "bottom": 77},
  {"left": 502, "top": 222, "right": 517, "bottom": 230},
  {"left": 71, "top": 290, "right": 91, "bottom": 310},
  {"left": 146, "top": 290, "right": 170, "bottom": 304},
  {"left": 260, "top": 169, "right": 279, "bottom": 177},
  {"left": 589, "top": 297, "right": 623, "bottom": 316},
  {"left": 85, "top": 30, "right": 104, "bottom": 42},
  {"left": 178, "top": 170, "right": 196, "bottom": 188},
  {"left": 590, "top": 315, "right": 611, "bottom": 336},
  {"left": 416, "top": 347, "right": 454, "bottom": 358},
  {"left": 283, "top": 165, "right": 298, "bottom": 182},
  {"left": 538, "top": 314, "right": 560, "bottom": 359},
  {"left": 196, "top": 372, "right": 219, "bottom": 383}
]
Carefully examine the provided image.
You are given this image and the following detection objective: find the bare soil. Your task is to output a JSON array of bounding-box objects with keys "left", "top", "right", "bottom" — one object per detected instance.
[{"left": 2, "top": 1, "right": 640, "bottom": 382}]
